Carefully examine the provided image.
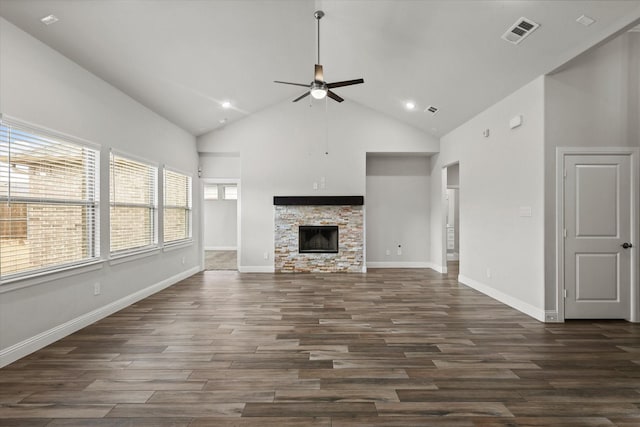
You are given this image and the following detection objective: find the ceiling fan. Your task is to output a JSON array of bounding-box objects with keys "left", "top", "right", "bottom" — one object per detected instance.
[{"left": 274, "top": 10, "right": 364, "bottom": 103}]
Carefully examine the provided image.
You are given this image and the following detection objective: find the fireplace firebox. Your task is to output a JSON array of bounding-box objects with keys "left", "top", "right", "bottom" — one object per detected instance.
[{"left": 299, "top": 226, "right": 339, "bottom": 253}]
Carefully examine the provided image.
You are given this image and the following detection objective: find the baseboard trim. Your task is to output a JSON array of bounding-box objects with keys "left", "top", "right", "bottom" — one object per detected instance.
[
  {"left": 204, "top": 246, "right": 237, "bottom": 251},
  {"left": 0, "top": 266, "right": 200, "bottom": 368},
  {"left": 428, "top": 263, "right": 446, "bottom": 273},
  {"left": 458, "top": 274, "right": 545, "bottom": 322},
  {"left": 367, "top": 262, "right": 443, "bottom": 272},
  {"left": 544, "top": 310, "right": 561, "bottom": 323},
  {"left": 239, "top": 266, "right": 275, "bottom": 273}
]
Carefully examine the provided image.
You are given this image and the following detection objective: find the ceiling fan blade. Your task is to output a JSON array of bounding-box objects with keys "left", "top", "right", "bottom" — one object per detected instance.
[
  {"left": 314, "top": 64, "right": 324, "bottom": 82},
  {"left": 274, "top": 80, "right": 310, "bottom": 87},
  {"left": 326, "top": 78, "right": 364, "bottom": 89},
  {"left": 327, "top": 90, "right": 344, "bottom": 103},
  {"left": 292, "top": 91, "right": 311, "bottom": 102}
]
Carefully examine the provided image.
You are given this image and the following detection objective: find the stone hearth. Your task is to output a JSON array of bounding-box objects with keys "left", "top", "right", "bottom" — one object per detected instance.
[{"left": 274, "top": 198, "right": 364, "bottom": 273}]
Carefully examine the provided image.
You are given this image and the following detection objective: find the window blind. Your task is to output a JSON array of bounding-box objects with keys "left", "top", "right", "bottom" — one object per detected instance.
[
  {"left": 110, "top": 152, "right": 157, "bottom": 254},
  {"left": 163, "top": 169, "right": 192, "bottom": 243},
  {"left": 0, "top": 120, "right": 99, "bottom": 280}
]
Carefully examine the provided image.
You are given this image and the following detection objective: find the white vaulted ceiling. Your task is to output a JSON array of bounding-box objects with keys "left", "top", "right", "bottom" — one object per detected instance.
[{"left": 1, "top": 0, "right": 639, "bottom": 137}]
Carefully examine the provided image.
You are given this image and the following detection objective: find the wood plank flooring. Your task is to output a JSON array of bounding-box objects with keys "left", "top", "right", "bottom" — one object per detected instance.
[{"left": 2, "top": 264, "right": 640, "bottom": 426}]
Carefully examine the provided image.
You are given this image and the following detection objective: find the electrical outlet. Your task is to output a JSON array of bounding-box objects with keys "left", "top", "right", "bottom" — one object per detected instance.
[
  {"left": 397, "top": 245, "right": 402, "bottom": 256},
  {"left": 486, "top": 267, "right": 491, "bottom": 278},
  {"left": 313, "top": 182, "right": 318, "bottom": 190},
  {"left": 181, "top": 256, "right": 186, "bottom": 265},
  {"left": 385, "top": 249, "right": 391, "bottom": 256},
  {"left": 93, "top": 282, "right": 101, "bottom": 296},
  {"left": 263, "top": 252, "right": 269, "bottom": 260}
]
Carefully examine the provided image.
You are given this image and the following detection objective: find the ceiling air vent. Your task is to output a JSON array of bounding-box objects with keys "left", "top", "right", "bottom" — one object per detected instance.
[
  {"left": 501, "top": 17, "right": 540, "bottom": 45},
  {"left": 425, "top": 105, "right": 439, "bottom": 115}
]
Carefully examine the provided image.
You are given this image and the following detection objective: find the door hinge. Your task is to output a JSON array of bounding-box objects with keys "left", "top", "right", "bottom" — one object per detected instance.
[
  {"left": 563, "top": 289, "right": 567, "bottom": 298},
  {"left": 563, "top": 168, "right": 567, "bottom": 179},
  {"left": 563, "top": 229, "right": 567, "bottom": 238}
]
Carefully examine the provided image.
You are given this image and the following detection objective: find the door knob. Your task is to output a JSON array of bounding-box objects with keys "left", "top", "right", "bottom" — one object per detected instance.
[{"left": 622, "top": 242, "right": 633, "bottom": 249}]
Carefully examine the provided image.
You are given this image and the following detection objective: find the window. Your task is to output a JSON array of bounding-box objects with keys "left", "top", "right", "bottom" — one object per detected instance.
[
  {"left": 204, "top": 184, "right": 218, "bottom": 200},
  {"left": 0, "top": 119, "right": 99, "bottom": 280},
  {"left": 163, "top": 169, "right": 192, "bottom": 243},
  {"left": 110, "top": 152, "right": 157, "bottom": 254},
  {"left": 223, "top": 185, "right": 237, "bottom": 200},
  {"left": 0, "top": 204, "right": 27, "bottom": 239}
]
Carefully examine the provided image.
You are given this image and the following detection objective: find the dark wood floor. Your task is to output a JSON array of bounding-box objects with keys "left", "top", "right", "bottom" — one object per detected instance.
[{"left": 2, "top": 263, "right": 640, "bottom": 426}]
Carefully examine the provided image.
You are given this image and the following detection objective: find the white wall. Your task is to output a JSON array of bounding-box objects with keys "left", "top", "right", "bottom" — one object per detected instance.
[
  {"left": 431, "top": 77, "right": 546, "bottom": 321},
  {"left": 198, "top": 99, "right": 439, "bottom": 271},
  {"left": 200, "top": 153, "right": 240, "bottom": 179},
  {"left": 204, "top": 199, "right": 237, "bottom": 249},
  {"left": 366, "top": 155, "right": 430, "bottom": 267},
  {"left": 447, "top": 163, "right": 459, "bottom": 188},
  {"left": 544, "top": 31, "right": 640, "bottom": 312},
  {"left": 0, "top": 18, "right": 200, "bottom": 365}
]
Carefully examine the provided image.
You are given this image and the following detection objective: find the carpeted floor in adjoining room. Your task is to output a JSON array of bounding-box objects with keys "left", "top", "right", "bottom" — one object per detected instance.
[{"left": 205, "top": 250, "right": 237, "bottom": 270}]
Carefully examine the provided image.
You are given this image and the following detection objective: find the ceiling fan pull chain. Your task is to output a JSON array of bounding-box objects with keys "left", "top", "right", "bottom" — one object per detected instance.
[{"left": 325, "top": 95, "right": 329, "bottom": 155}]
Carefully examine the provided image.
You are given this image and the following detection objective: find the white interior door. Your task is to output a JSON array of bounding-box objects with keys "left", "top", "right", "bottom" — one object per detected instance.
[{"left": 564, "top": 154, "right": 632, "bottom": 319}]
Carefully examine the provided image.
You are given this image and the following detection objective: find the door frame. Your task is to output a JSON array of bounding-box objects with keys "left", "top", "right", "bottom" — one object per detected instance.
[
  {"left": 556, "top": 147, "right": 639, "bottom": 322},
  {"left": 200, "top": 177, "right": 241, "bottom": 271}
]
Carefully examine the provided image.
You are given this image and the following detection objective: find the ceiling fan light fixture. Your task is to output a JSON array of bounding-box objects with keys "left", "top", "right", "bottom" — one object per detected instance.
[
  {"left": 274, "top": 10, "right": 363, "bottom": 104},
  {"left": 310, "top": 82, "right": 327, "bottom": 99}
]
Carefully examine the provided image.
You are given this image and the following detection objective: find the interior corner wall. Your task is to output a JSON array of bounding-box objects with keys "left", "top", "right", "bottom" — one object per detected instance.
[
  {"left": 431, "top": 76, "right": 546, "bottom": 321},
  {"left": 0, "top": 18, "right": 200, "bottom": 364},
  {"left": 544, "top": 31, "right": 640, "bottom": 313},
  {"left": 198, "top": 100, "right": 439, "bottom": 270},
  {"left": 365, "top": 156, "right": 430, "bottom": 266}
]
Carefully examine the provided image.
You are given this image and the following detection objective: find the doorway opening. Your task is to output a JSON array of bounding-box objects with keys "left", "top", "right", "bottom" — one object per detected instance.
[
  {"left": 203, "top": 180, "right": 239, "bottom": 270},
  {"left": 443, "top": 162, "right": 460, "bottom": 276}
]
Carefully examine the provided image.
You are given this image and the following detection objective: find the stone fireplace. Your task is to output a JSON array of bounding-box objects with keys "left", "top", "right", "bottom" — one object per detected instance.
[{"left": 274, "top": 196, "right": 364, "bottom": 273}]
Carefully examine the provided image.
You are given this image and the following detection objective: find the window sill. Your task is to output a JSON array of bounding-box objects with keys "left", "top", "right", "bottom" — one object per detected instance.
[
  {"left": 109, "top": 247, "right": 161, "bottom": 266},
  {"left": 0, "top": 260, "right": 104, "bottom": 294},
  {"left": 163, "top": 240, "right": 193, "bottom": 252}
]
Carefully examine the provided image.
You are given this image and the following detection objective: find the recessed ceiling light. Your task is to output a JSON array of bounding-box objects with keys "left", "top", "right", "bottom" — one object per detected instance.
[
  {"left": 219, "top": 118, "right": 228, "bottom": 124},
  {"left": 221, "top": 101, "right": 231, "bottom": 109},
  {"left": 405, "top": 101, "right": 416, "bottom": 110},
  {"left": 40, "top": 14, "right": 59, "bottom": 25},
  {"left": 576, "top": 15, "right": 595, "bottom": 27}
]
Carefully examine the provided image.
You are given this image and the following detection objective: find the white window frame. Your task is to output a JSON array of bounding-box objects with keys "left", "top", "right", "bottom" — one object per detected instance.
[
  {"left": 109, "top": 150, "right": 158, "bottom": 257},
  {"left": 0, "top": 114, "right": 101, "bottom": 283},
  {"left": 163, "top": 166, "right": 193, "bottom": 246}
]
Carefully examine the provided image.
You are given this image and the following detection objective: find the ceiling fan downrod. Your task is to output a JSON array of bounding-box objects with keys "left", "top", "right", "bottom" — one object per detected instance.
[{"left": 314, "top": 10, "right": 324, "bottom": 66}]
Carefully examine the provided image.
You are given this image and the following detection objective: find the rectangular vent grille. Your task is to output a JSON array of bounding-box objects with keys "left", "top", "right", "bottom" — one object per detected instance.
[
  {"left": 502, "top": 17, "right": 540, "bottom": 45},
  {"left": 425, "top": 105, "right": 439, "bottom": 115}
]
